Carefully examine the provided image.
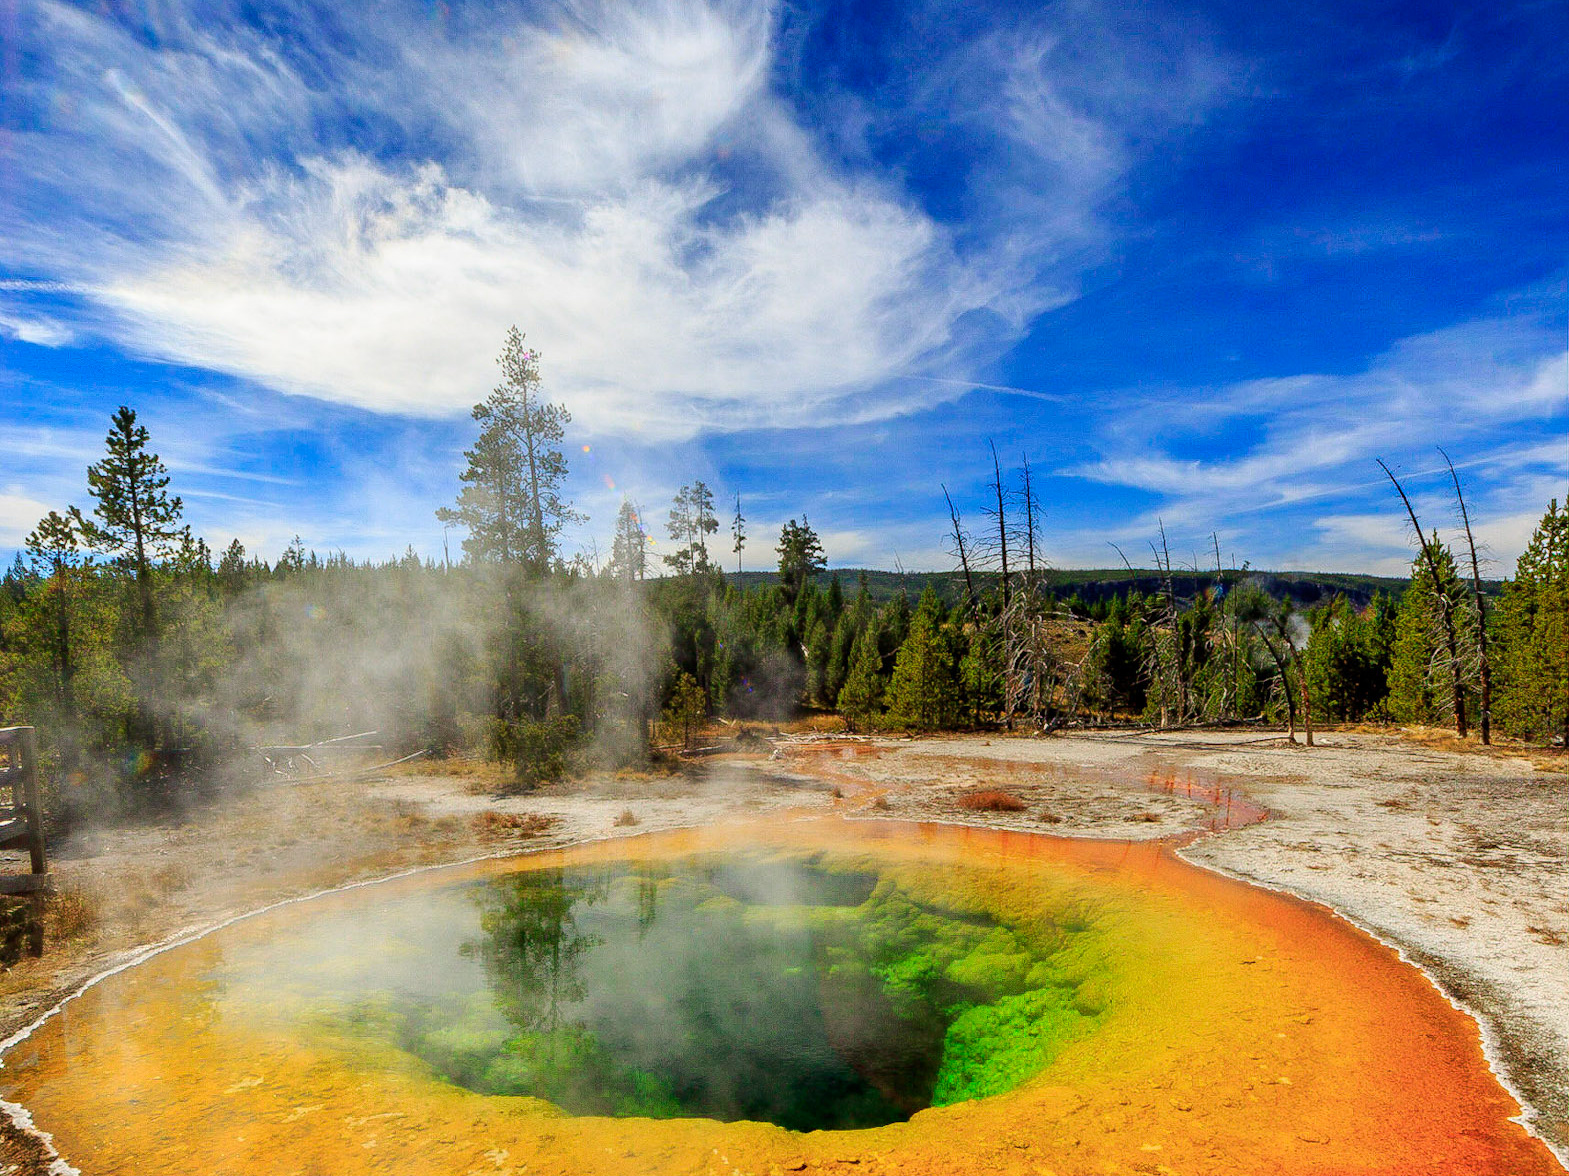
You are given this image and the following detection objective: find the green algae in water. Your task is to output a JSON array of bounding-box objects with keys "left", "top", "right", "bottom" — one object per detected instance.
[{"left": 216, "top": 852, "right": 1103, "bottom": 1132}]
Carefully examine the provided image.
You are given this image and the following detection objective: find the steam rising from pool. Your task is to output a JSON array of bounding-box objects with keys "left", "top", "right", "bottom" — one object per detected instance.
[
  {"left": 214, "top": 852, "right": 1100, "bottom": 1131},
  {"left": 0, "top": 819, "right": 1559, "bottom": 1176}
]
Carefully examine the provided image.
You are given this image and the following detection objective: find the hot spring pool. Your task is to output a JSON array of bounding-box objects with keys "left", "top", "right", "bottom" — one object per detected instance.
[{"left": 0, "top": 819, "right": 1557, "bottom": 1176}]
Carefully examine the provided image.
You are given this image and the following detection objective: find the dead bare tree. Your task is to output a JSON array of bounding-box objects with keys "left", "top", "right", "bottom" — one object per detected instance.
[
  {"left": 1379, "top": 459, "right": 1469, "bottom": 738},
  {"left": 942, "top": 484, "right": 977, "bottom": 617},
  {"left": 983, "top": 440, "right": 1011, "bottom": 608},
  {"left": 1147, "top": 520, "right": 1188, "bottom": 726},
  {"left": 1208, "top": 533, "right": 1248, "bottom": 724},
  {"left": 1440, "top": 449, "right": 1492, "bottom": 746},
  {"left": 998, "top": 583, "right": 1090, "bottom": 731},
  {"left": 1015, "top": 454, "right": 1042, "bottom": 587}
]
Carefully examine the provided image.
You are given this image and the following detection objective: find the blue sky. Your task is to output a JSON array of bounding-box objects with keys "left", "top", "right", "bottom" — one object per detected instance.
[{"left": 1, "top": 0, "right": 1564, "bottom": 575}]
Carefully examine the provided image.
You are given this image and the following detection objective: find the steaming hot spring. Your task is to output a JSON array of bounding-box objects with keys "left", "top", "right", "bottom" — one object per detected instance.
[{"left": 1, "top": 819, "right": 1556, "bottom": 1175}]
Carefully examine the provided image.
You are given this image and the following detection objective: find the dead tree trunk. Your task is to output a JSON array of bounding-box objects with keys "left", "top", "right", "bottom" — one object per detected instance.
[
  {"left": 1441, "top": 450, "right": 1492, "bottom": 745},
  {"left": 1019, "top": 455, "right": 1040, "bottom": 585},
  {"left": 1300, "top": 665, "right": 1314, "bottom": 746},
  {"left": 942, "top": 484, "right": 977, "bottom": 617},
  {"left": 988, "top": 441, "right": 1010, "bottom": 608},
  {"left": 1153, "top": 521, "right": 1186, "bottom": 724},
  {"left": 1259, "top": 629, "right": 1297, "bottom": 744},
  {"left": 1379, "top": 460, "right": 1469, "bottom": 738}
]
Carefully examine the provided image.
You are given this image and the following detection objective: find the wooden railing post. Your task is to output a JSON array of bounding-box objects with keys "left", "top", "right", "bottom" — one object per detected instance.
[{"left": 18, "top": 728, "right": 46, "bottom": 876}]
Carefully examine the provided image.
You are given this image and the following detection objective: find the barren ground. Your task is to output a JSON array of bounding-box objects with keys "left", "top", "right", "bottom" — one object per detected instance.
[{"left": 1, "top": 728, "right": 1564, "bottom": 1172}]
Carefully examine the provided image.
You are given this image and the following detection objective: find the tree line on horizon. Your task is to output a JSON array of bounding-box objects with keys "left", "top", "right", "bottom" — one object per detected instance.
[{"left": 1, "top": 329, "right": 1565, "bottom": 831}]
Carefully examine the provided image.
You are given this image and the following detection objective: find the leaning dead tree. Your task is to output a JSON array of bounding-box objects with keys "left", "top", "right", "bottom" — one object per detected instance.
[
  {"left": 942, "top": 484, "right": 977, "bottom": 617},
  {"left": 981, "top": 440, "right": 1011, "bottom": 609},
  {"left": 1379, "top": 459, "right": 1470, "bottom": 738},
  {"left": 1440, "top": 449, "right": 1493, "bottom": 745}
]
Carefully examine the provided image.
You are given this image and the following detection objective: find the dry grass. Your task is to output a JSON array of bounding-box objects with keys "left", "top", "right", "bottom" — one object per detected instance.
[
  {"left": 1367, "top": 724, "right": 1569, "bottom": 775},
  {"left": 1037, "top": 810, "right": 1063, "bottom": 824},
  {"left": 398, "top": 756, "right": 519, "bottom": 791},
  {"left": 613, "top": 809, "right": 640, "bottom": 827},
  {"left": 147, "top": 863, "right": 190, "bottom": 897},
  {"left": 956, "top": 789, "right": 1027, "bottom": 813},
  {"left": 45, "top": 890, "right": 96, "bottom": 944},
  {"left": 470, "top": 811, "right": 558, "bottom": 841}
]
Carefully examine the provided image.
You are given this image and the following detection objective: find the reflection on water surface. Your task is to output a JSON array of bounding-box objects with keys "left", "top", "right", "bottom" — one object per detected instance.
[
  {"left": 3, "top": 820, "right": 1557, "bottom": 1176},
  {"left": 218, "top": 852, "right": 1095, "bottom": 1131}
]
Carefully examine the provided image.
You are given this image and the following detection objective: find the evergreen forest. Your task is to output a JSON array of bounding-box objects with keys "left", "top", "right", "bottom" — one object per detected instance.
[{"left": 3, "top": 334, "right": 1566, "bottom": 829}]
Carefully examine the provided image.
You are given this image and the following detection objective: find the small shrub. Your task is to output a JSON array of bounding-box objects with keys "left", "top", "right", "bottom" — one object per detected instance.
[
  {"left": 956, "top": 789, "right": 1026, "bottom": 813},
  {"left": 471, "top": 811, "right": 558, "bottom": 841},
  {"left": 613, "top": 809, "right": 639, "bottom": 827},
  {"left": 1037, "top": 810, "right": 1062, "bottom": 824},
  {"left": 46, "top": 890, "right": 96, "bottom": 943},
  {"left": 490, "top": 715, "right": 581, "bottom": 788},
  {"left": 870, "top": 795, "right": 892, "bottom": 811},
  {"left": 148, "top": 863, "right": 190, "bottom": 897}
]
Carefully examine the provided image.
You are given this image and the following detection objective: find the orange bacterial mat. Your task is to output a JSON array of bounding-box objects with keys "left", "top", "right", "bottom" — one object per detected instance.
[{"left": 0, "top": 818, "right": 1558, "bottom": 1176}]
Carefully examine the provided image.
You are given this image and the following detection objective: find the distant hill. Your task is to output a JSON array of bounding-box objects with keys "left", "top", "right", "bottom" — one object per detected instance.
[{"left": 711, "top": 567, "right": 1503, "bottom": 609}]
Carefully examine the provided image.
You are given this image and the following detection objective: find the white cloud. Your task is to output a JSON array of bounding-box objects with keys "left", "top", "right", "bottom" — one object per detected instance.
[
  {"left": 0, "top": 493, "right": 56, "bottom": 547},
  {"left": 7, "top": 0, "right": 1219, "bottom": 440},
  {"left": 0, "top": 311, "right": 74, "bottom": 348},
  {"left": 406, "top": 0, "right": 774, "bottom": 196},
  {"left": 1058, "top": 316, "right": 1569, "bottom": 569}
]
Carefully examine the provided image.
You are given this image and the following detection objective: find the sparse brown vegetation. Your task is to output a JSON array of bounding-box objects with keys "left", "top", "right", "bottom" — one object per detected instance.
[
  {"left": 45, "top": 890, "right": 96, "bottom": 945},
  {"left": 956, "top": 789, "right": 1026, "bottom": 812},
  {"left": 613, "top": 809, "right": 639, "bottom": 827},
  {"left": 470, "top": 811, "right": 558, "bottom": 840}
]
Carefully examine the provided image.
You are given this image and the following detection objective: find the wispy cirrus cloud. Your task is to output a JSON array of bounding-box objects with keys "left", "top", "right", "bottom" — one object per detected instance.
[
  {"left": 2, "top": 0, "right": 1226, "bottom": 438},
  {"left": 1058, "top": 309, "right": 1568, "bottom": 569}
]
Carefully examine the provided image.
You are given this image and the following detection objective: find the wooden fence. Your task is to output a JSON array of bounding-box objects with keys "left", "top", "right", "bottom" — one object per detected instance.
[{"left": 0, "top": 727, "right": 50, "bottom": 895}]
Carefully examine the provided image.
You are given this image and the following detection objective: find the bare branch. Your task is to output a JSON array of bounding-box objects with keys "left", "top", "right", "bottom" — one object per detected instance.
[{"left": 1440, "top": 448, "right": 1493, "bottom": 744}]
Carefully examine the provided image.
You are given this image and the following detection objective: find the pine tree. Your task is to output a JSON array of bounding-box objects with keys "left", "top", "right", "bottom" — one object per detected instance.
[
  {"left": 1495, "top": 500, "right": 1569, "bottom": 743},
  {"left": 663, "top": 671, "right": 707, "bottom": 750},
  {"left": 438, "top": 328, "right": 576, "bottom": 575},
  {"left": 608, "top": 500, "right": 647, "bottom": 583},
  {"left": 837, "top": 627, "right": 884, "bottom": 732},
  {"left": 1303, "top": 595, "right": 1389, "bottom": 721},
  {"left": 1388, "top": 539, "right": 1475, "bottom": 726},
  {"left": 776, "top": 518, "right": 826, "bottom": 605},
  {"left": 23, "top": 512, "right": 85, "bottom": 725},
  {"left": 731, "top": 494, "right": 746, "bottom": 574},
  {"left": 884, "top": 587, "right": 960, "bottom": 731},
  {"left": 664, "top": 483, "right": 719, "bottom": 575},
  {"left": 217, "top": 539, "right": 251, "bottom": 594},
  {"left": 14, "top": 512, "right": 131, "bottom": 770},
  {"left": 73, "top": 406, "right": 187, "bottom": 643}
]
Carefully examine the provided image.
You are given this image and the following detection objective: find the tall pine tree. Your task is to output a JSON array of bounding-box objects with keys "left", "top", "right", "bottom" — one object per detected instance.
[
  {"left": 837, "top": 627, "right": 885, "bottom": 732},
  {"left": 1495, "top": 500, "right": 1569, "bottom": 743},
  {"left": 438, "top": 328, "right": 576, "bottom": 575},
  {"left": 1388, "top": 538, "right": 1475, "bottom": 727},
  {"left": 884, "top": 587, "right": 960, "bottom": 731},
  {"left": 73, "top": 406, "right": 187, "bottom": 645}
]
